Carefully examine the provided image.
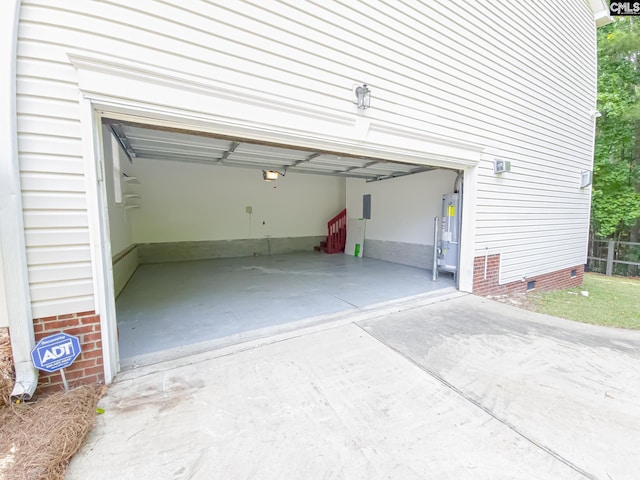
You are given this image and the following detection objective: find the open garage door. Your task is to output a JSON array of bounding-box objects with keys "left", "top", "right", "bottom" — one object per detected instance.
[{"left": 106, "top": 120, "right": 440, "bottom": 182}]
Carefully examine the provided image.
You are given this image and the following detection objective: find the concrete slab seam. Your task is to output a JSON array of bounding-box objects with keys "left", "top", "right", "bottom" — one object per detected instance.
[{"left": 356, "top": 324, "right": 598, "bottom": 480}]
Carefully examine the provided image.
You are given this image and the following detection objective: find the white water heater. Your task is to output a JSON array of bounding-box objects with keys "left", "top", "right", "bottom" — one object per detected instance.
[{"left": 437, "top": 193, "right": 460, "bottom": 274}]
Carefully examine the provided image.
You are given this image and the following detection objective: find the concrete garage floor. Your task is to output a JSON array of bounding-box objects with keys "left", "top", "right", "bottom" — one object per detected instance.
[
  {"left": 69, "top": 295, "right": 640, "bottom": 480},
  {"left": 116, "top": 252, "right": 455, "bottom": 366}
]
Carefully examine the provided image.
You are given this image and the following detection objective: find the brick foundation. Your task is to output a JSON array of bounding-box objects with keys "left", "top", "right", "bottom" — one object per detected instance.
[
  {"left": 473, "top": 254, "right": 584, "bottom": 296},
  {"left": 33, "top": 311, "right": 104, "bottom": 395}
]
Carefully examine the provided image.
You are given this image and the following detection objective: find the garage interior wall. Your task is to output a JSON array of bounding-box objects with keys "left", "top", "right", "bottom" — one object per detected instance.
[
  {"left": 103, "top": 126, "right": 137, "bottom": 295},
  {"left": 346, "top": 170, "right": 457, "bottom": 269},
  {"left": 130, "top": 158, "right": 346, "bottom": 244},
  {"left": 104, "top": 128, "right": 135, "bottom": 255}
]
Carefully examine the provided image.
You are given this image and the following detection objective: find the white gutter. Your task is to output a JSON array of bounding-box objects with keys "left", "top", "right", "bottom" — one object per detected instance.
[
  {"left": 588, "top": 0, "right": 614, "bottom": 27},
  {"left": 0, "top": 0, "right": 38, "bottom": 401}
]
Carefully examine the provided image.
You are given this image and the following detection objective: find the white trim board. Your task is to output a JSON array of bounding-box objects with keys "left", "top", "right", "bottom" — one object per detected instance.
[{"left": 69, "top": 54, "right": 485, "bottom": 169}]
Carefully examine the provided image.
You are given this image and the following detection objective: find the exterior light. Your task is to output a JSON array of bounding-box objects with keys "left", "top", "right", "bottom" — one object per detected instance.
[
  {"left": 354, "top": 84, "right": 371, "bottom": 109},
  {"left": 580, "top": 170, "right": 592, "bottom": 188}
]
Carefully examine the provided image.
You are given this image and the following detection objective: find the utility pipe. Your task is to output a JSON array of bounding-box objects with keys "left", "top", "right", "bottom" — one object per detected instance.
[
  {"left": 453, "top": 170, "right": 464, "bottom": 193},
  {"left": 484, "top": 247, "right": 489, "bottom": 280},
  {"left": 432, "top": 217, "right": 439, "bottom": 281},
  {"left": 1, "top": 0, "right": 38, "bottom": 401},
  {"left": 455, "top": 171, "right": 464, "bottom": 288}
]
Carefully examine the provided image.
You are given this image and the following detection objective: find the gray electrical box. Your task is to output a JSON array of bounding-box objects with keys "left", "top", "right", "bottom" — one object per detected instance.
[
  {"left": 363, "top": 194, "right": 371, "bottom": 219},
  {"left": 437, "top": 193, "right": 460, "bottom": 274}
]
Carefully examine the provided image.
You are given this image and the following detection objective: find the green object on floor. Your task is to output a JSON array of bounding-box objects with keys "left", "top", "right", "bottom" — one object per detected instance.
[{"left": 354, "top": 244, "right": 360, "bottom": 257}]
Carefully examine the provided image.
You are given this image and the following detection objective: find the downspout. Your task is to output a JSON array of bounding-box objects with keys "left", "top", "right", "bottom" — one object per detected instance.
[{"left": 0, "top": 0, "right": 39, "bottom": 401}]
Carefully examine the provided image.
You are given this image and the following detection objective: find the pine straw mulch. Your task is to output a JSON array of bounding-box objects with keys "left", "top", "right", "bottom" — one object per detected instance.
[
  {"left": 0, "top": 330, "right": 105, "bottom": 480},
  {"left": 1, "top": 330, "right": 13, "bottom": 406}
]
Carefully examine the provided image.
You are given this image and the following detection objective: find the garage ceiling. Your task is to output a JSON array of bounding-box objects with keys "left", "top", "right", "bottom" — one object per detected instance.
[{"left": 105, "top": 120, "right": 437, "bottom": 182}]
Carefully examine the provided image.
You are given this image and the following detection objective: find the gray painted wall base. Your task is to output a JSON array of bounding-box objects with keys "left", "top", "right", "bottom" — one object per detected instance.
[
  {"left": 137, "top": 236, "right": 325, "bottom": 264},
  {"left": 364, "top": 239, "right": 433, "bottom": 270},
  {"left": 113, "top": 246, "right": 139, "bottom": 297},
  {"left": 114, "top": 238, "right": 431, "bottom": 293}
]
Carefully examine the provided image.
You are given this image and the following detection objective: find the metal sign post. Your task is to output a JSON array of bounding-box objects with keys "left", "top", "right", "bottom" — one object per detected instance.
[
  {"left": 31, "top": 333, "right": 82, "bottom": 392},
  {"left": 59, "top": 368, "right": 70, "bottom": 392}
]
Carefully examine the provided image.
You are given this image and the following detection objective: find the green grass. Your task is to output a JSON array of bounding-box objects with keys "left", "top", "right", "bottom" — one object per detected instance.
[{"left": 528, "top": 273, "right": 640, "bottom": 329}]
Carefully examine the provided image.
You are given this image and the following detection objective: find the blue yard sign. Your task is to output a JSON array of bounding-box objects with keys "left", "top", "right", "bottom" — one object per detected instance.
[{"left": 31, "top": 332, "right": 82, "bottom": 373}]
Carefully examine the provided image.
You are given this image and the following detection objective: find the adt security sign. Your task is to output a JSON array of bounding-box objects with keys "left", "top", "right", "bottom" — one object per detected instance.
[{"left": 31, "top": 333, "right": 81, "bottom": 373}]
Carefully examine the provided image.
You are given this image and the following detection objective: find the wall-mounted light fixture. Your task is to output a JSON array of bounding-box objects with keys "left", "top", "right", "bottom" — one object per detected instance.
[
  {"left": 590, "top": 109, "right": 602, "bottom": 120},
  {"left": 353, "top": 84, "right": 371, "bottom": 109},
  {"left": 580, "top": 170, "right": 592, "bottom": 188},
  {"left": 263, "top": 169, "right": 286, "bottom": 181}
]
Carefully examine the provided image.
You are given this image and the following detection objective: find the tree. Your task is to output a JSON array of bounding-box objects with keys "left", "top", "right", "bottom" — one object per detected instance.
[{"left": 593, "top": 18, "right": 640, "bottom": 241}]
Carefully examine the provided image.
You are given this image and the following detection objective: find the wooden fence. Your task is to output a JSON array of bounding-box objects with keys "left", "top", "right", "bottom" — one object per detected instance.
[{"left": 587, "top": 239, "right": 640, "bottom": 277}]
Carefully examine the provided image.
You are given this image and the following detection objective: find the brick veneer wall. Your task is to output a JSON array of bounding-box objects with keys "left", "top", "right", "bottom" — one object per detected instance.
[
  {"left": 473, "top": 253, "right": 584, "bottom": 296},
  {"left": 32, "top": 311, "right": 104, "bottom": 394}
]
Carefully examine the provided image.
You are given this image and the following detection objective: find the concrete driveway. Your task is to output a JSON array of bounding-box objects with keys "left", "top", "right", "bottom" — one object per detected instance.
[{"left": 67, "top": 294, "right": 640, "bottom": 480}]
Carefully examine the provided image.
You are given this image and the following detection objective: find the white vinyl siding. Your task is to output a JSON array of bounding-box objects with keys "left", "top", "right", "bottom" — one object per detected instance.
[
  {"left": 441, "top": 0, "right": 597, "bottom": 283},
  {"left": 15, "top": 0, "right": 598, "bottom": 316}
]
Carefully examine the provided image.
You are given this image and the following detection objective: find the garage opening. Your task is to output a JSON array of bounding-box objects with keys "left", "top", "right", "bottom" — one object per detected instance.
[{"left": 101, "top": 119, "right": 461, "bottom": 367}]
